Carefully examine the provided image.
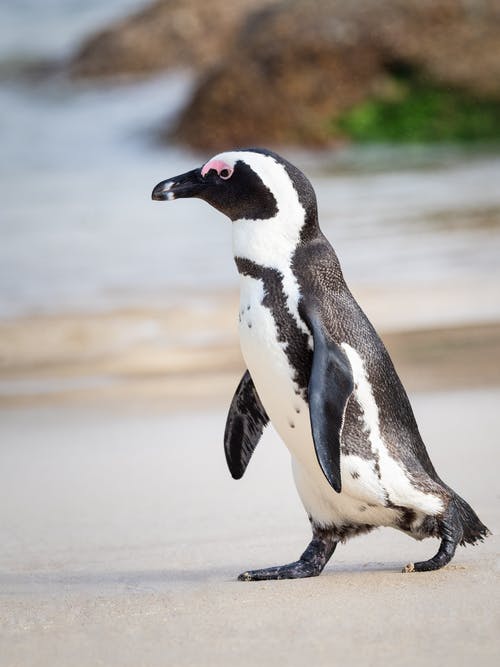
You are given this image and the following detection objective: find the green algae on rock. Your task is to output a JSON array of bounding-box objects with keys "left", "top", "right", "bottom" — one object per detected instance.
[
  {"left": 171, "top": 0, "right": 500, "bottom": 150},
  {"left": 334, "top": 72, "right": 500, "bottom": 143},
  {"left": 69, "top": 0, "right": 500, "bottom": 148}
]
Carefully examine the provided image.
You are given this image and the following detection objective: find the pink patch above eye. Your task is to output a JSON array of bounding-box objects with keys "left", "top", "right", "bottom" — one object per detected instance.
[{"left": 201, "top": 158, "right": 234, "bottom": 179}]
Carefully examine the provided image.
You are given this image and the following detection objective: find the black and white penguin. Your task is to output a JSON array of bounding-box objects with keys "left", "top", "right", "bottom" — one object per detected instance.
[{"left": 152, "top": 148, "right": 489, "bottom": 580}]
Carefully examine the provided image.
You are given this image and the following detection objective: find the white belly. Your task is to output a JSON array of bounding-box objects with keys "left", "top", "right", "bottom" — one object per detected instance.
[
  {"left": 238, "top": 275, "right": 400, "bottom": 529},
  {"left": 238, "top": 275, "right": 443, "bottom": 531}
]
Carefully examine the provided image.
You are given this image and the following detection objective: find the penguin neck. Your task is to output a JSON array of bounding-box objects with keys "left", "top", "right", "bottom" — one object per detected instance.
[
  {"left": 232, "top": 203, "right": 321, "bottom": 342},
  {"left": 231, "top": 206, "right": 320, "bottom": 275}
]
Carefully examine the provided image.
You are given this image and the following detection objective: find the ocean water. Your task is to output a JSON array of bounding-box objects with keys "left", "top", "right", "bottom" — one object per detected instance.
[
  {"left": 1, "top": 1, "right": 500, "bottom": 322},
  {"left": 0, "top": 0, "right": 149, "bottom": 63}
]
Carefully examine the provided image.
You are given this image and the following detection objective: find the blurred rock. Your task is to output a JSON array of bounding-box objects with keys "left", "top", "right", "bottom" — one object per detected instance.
[
  {"left": 172, "top": 0, "right": 500, "bottom": 149},
  {"left": 71, "top": 0, "right": 274, "bottom": 78},
  {"left": 375, "top": 0, "right": 500, "bottom": 97}
]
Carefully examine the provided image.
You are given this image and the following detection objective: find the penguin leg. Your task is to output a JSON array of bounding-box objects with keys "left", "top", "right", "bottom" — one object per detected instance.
[
  {"left": 238, "top": 527, "right": 337, "bottom": 581},
  {"left": 403, "top": 501, "right": 463, "bottom": 573}
]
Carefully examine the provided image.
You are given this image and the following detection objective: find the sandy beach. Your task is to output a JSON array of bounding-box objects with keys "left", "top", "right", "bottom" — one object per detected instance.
[
  {"left": 0, "top": 306, "right": 499, "bottom": 667},
  {"left": 2, "top": 0, "right": 499, "bottom": 662},
  {"left": 1, "top": 284, "right": 500, "bottom": 408}
]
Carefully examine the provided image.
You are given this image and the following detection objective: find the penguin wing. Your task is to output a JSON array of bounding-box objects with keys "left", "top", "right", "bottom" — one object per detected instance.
[
  {"left": 224, "top": 370, "right": 269, "bottom": 479},
  {"left": 306, "top": 308, "right": 354, "bottom": 493}
]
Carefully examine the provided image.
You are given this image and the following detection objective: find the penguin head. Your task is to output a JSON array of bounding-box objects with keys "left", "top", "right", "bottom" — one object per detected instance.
[{"left": 152, "top": 148, "right": 318, "bottom": 225}]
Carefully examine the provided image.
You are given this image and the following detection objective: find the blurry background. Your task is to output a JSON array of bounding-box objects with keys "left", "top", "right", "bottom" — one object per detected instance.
[
  {"left": 1, "top": 3, "right": 499, "bottom": 665},
  {"left": 1, "top": 0, "right": 499, "bottom": 405}
]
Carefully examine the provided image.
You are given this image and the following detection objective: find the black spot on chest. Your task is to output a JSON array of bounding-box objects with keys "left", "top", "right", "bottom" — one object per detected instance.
[{"left": 235, "top": 257, "right": 312, "bottom": 397}]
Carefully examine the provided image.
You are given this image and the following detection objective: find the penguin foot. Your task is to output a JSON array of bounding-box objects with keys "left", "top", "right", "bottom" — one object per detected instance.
[
  {"left": 238, "top": 560, "right": 320, "bottom": 581},
  {"left": 238, "top": 529, "right": 338, "bottom": 581},
  {"left": 403, "top": 502, "right": 463, "bottom": 573},
  {"left": 403, "top": 544, "right": 457, "bottom": 573}
]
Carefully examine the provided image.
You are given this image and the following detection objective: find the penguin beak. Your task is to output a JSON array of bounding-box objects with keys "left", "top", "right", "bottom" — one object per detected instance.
[{"left": 151, "top": 168, "right": 206, "bottom": 201}]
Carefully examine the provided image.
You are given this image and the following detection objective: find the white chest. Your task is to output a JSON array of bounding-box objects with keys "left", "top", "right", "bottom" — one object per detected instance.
[{"left": 238, "top": 273, "right": 307, "bottom": 440}]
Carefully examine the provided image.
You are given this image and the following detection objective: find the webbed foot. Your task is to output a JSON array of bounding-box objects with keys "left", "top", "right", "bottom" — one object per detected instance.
[
  {"left": 403, "top": 502, "right": 463, "bottom": 573},
  {"left": 238, "top": 560, "right": 319, "bottom": 581},
  {"left": 238, "top": 528, "right": 337, "bottom": 582}
]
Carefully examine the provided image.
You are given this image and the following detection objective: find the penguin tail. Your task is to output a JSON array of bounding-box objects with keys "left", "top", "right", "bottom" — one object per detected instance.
[{"left": 452, "top": 494, "right": 490, "bottom": 546}]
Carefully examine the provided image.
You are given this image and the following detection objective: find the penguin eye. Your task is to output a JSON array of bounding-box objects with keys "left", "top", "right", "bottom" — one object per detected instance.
[{"left": 219, "top": 168, "right": 232, "bottom": 180}]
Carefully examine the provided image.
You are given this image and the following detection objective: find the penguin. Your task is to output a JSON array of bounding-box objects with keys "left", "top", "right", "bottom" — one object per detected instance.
[{"left": 152, "top": 148, "right": 489, "bottom": 580}]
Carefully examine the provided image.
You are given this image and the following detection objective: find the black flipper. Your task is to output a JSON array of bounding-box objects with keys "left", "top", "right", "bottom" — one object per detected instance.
[
  {"left": 224, "top": 370, "right": 269, "bottom": 479},
  {"left": 304, "top": 306, "right": 354, "bottom": 493}
]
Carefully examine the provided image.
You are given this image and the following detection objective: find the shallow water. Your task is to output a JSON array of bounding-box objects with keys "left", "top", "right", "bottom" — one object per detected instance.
[
  {"left": 1, "top": 1, "right": 499, "bottom": 322},
  {"left": 0, "top": 0, "right": 148, "bottom": 64}
]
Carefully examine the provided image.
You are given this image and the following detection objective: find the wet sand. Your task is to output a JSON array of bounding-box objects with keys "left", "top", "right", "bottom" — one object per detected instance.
[
  {"left": 0, "top": 393, "right": 498, "bottom": 666},
  {"left": 1, "top": 300, "right": 499, "bottom": 666},
  {"left": 0, "top": 341, "right": 499, "bottom": 665},
  {"left": 1, "top": 295, "right": 500, "bottom": 409}
]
